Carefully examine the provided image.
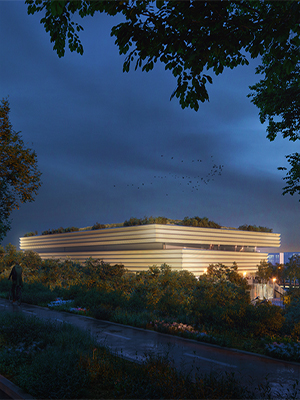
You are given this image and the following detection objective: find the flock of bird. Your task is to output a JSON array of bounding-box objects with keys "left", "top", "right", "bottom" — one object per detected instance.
[{"left": 113, "top": 155, "right": 223, "bottom": 195}]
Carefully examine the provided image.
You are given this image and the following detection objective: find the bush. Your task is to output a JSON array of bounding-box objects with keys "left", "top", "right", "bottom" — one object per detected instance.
[
  {"left": 283, "top": 295, "right": 300, "bottom": 336},
  {"left": 245, "top": 302, "right": 284, "bottom": 337},
  {"left": 23, "top": 231, "right": 38, "bottom": 237},
  {"left": 126, "top": 265, "right": 196, "bottom": 316},
  {"left": 41, "top": 227, "right": 79, "bottom": 235},
  {"left": 112, "top": 309, "right": 153, "bottom": 328},
  {"left": 91, "top": 304, "right": 114, "bottom": 320},
  {"left": 21, "top": 282, "right": 59, "bottom": 306},
  {"left": 92, "top": 222, "right": 106, "bottom": 230},
  {"left": 73, "top": 287, "right": 127, "bottom": 312},
  {"left": 190, "top": 278, "right": 250, "bottom": 330},
  {"left": 182, "top": 216, "right": 221, "bottom": 228},
  {"left": 123, "top": 216, "right": 168, "bottom": 226},
  {"left": 238, "top": 224, "right": 273, "bottom": 232}
]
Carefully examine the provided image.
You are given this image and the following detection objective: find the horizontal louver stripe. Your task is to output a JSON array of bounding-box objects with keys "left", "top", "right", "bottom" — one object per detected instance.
[
  {"left": 20, "top": 224, "right": 280, "bottom": 250},
  {"left": 34, "top": 249, "right": 268, "bottom": 275}
]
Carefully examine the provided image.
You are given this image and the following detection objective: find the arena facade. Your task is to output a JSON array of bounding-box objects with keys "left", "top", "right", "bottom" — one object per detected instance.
[{"left": 20, "top": 224, "right": 281, "bottom": 276}]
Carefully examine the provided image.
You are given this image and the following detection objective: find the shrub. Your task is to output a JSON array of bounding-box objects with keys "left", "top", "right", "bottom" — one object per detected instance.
[
  {"left": 264, "top": 340, "right": 300, "bottom": 362},
  {"left": 92, "top": 222, "right": 106, "bottom": 230},
  {"left": 112, "top": 309, "right": 153, "bottom": 328},
  {"left": 190, "top": 278, "right": 250, "bottom": 330},
  {"left": 23, "top": 231, "right": 38, "bottom": 237},
  {"left": 83, "top": 258, "right": 126, "bottom": 285},
  {"left": 238, "top": 224, "right": 273, "bottom": 232},
  {"left": 283, "top": 294, "right": 300, "bottom": 336},
  {"left": 41, "top": 227, "right": 79, "bottom": 235},
  {"left": 123, "top": 216, "right": 168, "bottom": 226},
  {"left": 123, "top": 217, "right": 142, "bottom": 226},
  {"left": 181, "top": 216, "right": 221, "bottom": 228},
  {"left": 21, "top": 250, "right": 42, "bottom": 277},
  {"left": 245, "top": 302, "right": 284, "bottom": 337},
  {"left": 21, "top": 282, "right": 59, "bottom": 306},
  {"left": 127, "top": 265, "right": 196, "bottom": 316}
]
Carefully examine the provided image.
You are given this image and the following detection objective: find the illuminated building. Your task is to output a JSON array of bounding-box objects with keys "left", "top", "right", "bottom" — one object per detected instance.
[{"left": 20, "top": 224, "right": 280, "bottom": 275}]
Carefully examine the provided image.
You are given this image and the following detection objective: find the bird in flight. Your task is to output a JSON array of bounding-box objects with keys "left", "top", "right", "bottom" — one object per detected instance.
[{"left": 112, "top": 154, "right": 223, "bottom": 195}]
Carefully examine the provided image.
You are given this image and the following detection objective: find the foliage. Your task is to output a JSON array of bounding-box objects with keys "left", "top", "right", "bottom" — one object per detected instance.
[
  {"left": 83, "top": 258, "right": 126, "bottom": 286},
  {"left": 91, "top": 222, "right": 106, "bottom": 230},
  {"left": 0, "top": 243, "right": 23, "bottom": 273},
  {"left": 282, "top": 289, "right": 300, "bottom": 337},
  {"left": 123, "top": 216, "right": 168, "bottom": 226},
  {"left": 181, "top": 216, "right": 221, "bottom": 228},
  {"left": 256, "top": 260, "right": 274, "bottom": 283},
  {"left": 0, "top": 249, "right": 295, "bottom": 362},
  {"left": 112, "top": 309, "right": 153, "bottom": 328},
  {"left": 206, "top": 262, "right": 249, "bottom": 290},
  {"left": 191, "top": 275, "right": 250, "bottom": 330},
  {"left": 29, "top": 215, "right": 275, "bottom": 236},
  {"left": 25, "top": 1, "right": 300, "bottom": 198},
  {"left": 265, "top": 340, "right": 300, "bottom": 362},
  {"left": 278, "top": 153, "right": 300, "bottom": 199},
  {"left": 0, "top": 310, "right": 297, "bottom": 399},
  {"left": 41, "top": 226, "right": 79, "bottom": 235},
  {"left": 238, "top": 224, "right": 273, "bottom": 232},
  {"left": 124, "top": 215, "right": 221, "bottom": 228},
  {"left": 23, "top": 1, "right": 293, "bottom": 113},
  {"left": 23, "top": 231, "right": 38, "bottom": 237},
  {"left": 21, "top": 282, "right": 60, "bottom": 306},
  {"left": 285, "top": 254, "right": 300, "bottom": 286},
  {"left": 0, "top": 182, "right": 11, "bottom": 243},
  {"left": 81, "top": 347, "right": 257, "bottom": 400},
  {"left": 0, "top": 98, "right": 41, "bottom": 242},
  {"left": 245, "top": 302, "right": 284, "bottom": 337},
  {"left": 0, "top": 312, "right": 94, "bottom": 399},
  {"left": 271, "top": 263, "right": 286, "bottom": 285},
  {"left": 126, "top": 264, "right": 197, "bottom": 316}
]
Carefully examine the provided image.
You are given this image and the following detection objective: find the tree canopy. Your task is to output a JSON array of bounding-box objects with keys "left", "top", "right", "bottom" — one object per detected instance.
[
  {"left": 0, "top": 98, "right": 42, "bottom": 242},
  {"left": 25, "top": 0, "right": 300, "bottom": 198}
]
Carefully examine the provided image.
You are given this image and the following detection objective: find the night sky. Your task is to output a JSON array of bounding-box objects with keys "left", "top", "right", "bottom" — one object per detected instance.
[{"left": 1, "top": 1, "right": 299, "bottom": 253}]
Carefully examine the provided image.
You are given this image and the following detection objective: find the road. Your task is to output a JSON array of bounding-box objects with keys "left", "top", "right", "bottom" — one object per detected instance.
[{"left": 0, "top": 298, "right": 299, "bottom": 398}]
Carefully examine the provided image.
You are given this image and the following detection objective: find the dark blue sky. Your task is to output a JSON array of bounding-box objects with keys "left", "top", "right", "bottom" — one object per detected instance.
[{"left": 1, "top": 1, "right": 299, "bottom": 252}]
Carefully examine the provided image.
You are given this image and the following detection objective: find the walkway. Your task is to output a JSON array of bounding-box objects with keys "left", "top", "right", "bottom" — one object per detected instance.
[{"left": 0, "top": 298, "right": 299, "bottom": 398}]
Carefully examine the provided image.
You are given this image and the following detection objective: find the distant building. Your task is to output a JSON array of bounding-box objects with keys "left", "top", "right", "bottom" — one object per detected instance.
[
  {"left": 268, "top": 252, "right": 300, "bottom": 265},
  {"left": 20, "top": 224, "right": 281, "bottom": 275}
]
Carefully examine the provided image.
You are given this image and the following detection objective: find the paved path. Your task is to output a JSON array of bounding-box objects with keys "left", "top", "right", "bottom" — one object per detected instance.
[{"left": 1, "top": 298, "right": 300, "bottom": 398}]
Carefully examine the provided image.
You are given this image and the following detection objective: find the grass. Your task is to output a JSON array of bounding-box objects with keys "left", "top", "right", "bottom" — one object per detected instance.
[{"left": 0, "top": 312, "right": 92, "bottom": 399}]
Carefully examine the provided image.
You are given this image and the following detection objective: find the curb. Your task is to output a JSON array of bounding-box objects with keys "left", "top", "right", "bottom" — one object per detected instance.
[{"left": 0, "top": 374, "right": 34, "bottom": 400}]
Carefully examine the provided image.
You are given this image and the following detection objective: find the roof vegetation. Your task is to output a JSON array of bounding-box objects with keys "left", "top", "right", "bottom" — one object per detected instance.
[{"left": 24, "top": 216, "right": 273, "bottom": 237}]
